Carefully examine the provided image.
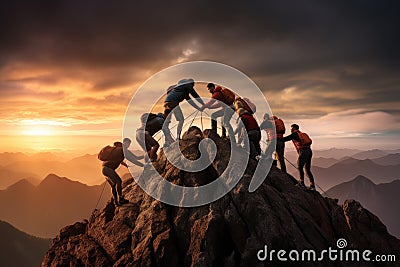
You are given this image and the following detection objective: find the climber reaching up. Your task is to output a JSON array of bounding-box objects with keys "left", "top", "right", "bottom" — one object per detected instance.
[
  {"left": 282, "top": 124, "right": 315, "bottom": 190},
  {"left": 98, "top": 138, "right": 144, "bottom": 206}
]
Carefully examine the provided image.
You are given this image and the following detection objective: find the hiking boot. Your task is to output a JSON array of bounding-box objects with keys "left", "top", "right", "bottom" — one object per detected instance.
[
  {"left": 296, "top": 181, "right": 305, "bottom": 187},
  {"left": 118, "top": 197, "right": 129, "bottom": 205}
]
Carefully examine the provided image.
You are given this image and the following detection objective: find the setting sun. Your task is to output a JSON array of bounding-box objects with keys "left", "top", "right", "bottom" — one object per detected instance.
[{"left": 22, "top": 128, "right": 54, "bottom": 136}]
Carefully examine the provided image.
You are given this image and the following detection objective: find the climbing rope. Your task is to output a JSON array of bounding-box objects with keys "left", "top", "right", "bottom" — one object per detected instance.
[
  {"left": 188, "top": 110, "right": 199, "bottom": 129},
  {"left": 155, "top": 109, "right": 199, "bottom": 142},
  {"left": 94, "top": 181, "right": 107, "bottom": 211},
  {"left": 283, "top": 155, "right": 331, "bottom": 197},
  {"left": 200, "top": 112, "right": 204, "bottom": 131}
]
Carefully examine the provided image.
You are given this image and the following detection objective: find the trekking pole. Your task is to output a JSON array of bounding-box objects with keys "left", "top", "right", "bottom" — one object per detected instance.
[{"left": 94, "top": 181, "right": 107, "bottom": 211}]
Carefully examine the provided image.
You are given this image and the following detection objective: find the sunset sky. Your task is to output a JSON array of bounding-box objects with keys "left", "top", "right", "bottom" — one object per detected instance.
[{"left": 1, "top": 1, "right": 399, "bottom": 154}]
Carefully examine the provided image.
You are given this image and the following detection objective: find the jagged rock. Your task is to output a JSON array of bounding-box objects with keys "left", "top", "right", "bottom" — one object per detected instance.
[{"left": 42, "top": 127, "right": 400, "bottom": 267}]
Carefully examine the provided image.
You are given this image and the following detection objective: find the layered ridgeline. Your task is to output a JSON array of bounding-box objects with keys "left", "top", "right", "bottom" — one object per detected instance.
[
  {"left": 0, "top": 220, "right": 50, "bottom": 267},
  {"left": 326, "top": 175, "right": 400, "bottom": 238},
  {"left": 42, "top": 127, "right": 400, "bottom": 266},
  {"left": 0, "top": 175, "right": 111, "bottom": 238}
]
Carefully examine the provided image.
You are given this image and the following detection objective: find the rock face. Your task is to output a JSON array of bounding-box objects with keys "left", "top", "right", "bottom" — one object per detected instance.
[{"left": 42, "top": 127, "right": 400, "bottom": 266}]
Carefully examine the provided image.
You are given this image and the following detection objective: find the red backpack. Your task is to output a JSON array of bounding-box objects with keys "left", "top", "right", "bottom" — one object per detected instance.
[
  {"left": 273, "top": 116, "right": 285, "bottom": 134},
  {"left": 220, "top": 88, "right": 235, "bottom": 106}
]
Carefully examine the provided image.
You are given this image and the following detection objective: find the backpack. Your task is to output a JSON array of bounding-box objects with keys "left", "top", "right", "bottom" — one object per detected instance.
[
  {"left": 220, "top": 88, "right": 235, "bottom": 106},
  {"left": 241, "top": 97, "right": 256, "bottom": 114},
  {"left": 298, "top": 131, "right": 312, "bottom": 146},
  {"left": 98, "top": 145, "right": 116, "bottom": 161},
  {"left": 273, "top": 117, "right": 285, "bottom": 134},
  {"left": 140, "top": 113, "right": 158, "bottom": 125},
  {"left": 166, "top": 85, "right": 176, "bottom": 94}
]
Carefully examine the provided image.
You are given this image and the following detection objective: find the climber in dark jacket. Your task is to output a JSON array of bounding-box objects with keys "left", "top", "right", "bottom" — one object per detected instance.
[
  {"left": 102, "top": 138, "right": 144, "bottom": 206},
  {"left": 163, "top": 79, "right": 205, "bottom": 142},
  {"left": 136, "top": 113, "right": 168, "bottom": 162},
  {"left": 282, "top": 124, "right": 315, "bottom": 190}
]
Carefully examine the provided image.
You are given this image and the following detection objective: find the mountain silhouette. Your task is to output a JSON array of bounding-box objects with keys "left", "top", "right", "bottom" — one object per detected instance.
[
  {"left": 326, "top": 175, "right": 400, "bottom": 238},
  {"left": 350, "top": 149, "right": 389, "bottom": 160},
  {"left": 372, "top": 153, "right": 400, "bottom": 166},
  {"left": 0, "top": 220, "right": 50, "bottom": 267},
  {"left": 42, "top": 127, "right": 400, "bottom": 266},
  {"left": 310, "top": 158, "right": 400, "bottom": 190},
  {"left": 0, "top": 152, "right": 143, "bottom": 189},
  {"left": 310, "top": 148, "right": 362, "bottom": 159},
  {"left": 0, "top": 174, "right": 112, "bottom": 238}
]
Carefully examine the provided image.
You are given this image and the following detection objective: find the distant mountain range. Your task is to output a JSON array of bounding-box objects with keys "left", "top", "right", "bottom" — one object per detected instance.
[
  {"left": 0, "top": 220, "right": 51, "bottom": 267},
  {"left": 311, "top": 158, "right": 400, "bottom": 190},
  {"left": 0, "top": 174, "right": 112, "bottom": 238},
  {"left": 283, "top": 153, "right": 400, "bottom": 190},
  {"left": 326, "top": 175, "right": 400, "bottom": 238},
  {"left": 0, "top": 151, "right": 143, "bottom": 189}
]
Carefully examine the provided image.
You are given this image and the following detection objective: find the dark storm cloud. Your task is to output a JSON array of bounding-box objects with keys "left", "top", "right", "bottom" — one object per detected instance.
[{"left": 0, "top": 0, "right": 399, "bottom": 112}]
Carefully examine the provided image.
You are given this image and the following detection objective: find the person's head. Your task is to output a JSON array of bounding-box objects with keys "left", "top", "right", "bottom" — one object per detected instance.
[
  {"left": 263, "top": 113, "right": 270, "bottom": 121},
  {"left": 186, "top": 78, "right": 194, "bottom": 86},
  {"left": 114, "top": 141, "right": 123, "bottom": 147},
  {"left": 291, "top": 124, "right": 299, "bottom": 133},
  {"left": 207, "top": 82, "right": 215, "bottom": 93},
  {"left": 122, "top": 138, "right": 131, "bottom": 148}
]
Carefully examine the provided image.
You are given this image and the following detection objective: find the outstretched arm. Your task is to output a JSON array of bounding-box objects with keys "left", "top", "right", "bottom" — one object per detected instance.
[
  {"left": 189, "top": 88, "right": 205, "bottom": 105},
  {"left": 124, "top": 149, "right": 144, "bottom": 167},
  {"left": 201, "top": 98, "right": 218, "bottom": 110},
  {"left": 282, "top": 132, "right": 297, "bottom": 142},
  {"left": 186, "top": 96, "right": 202, "bottom": 111}
]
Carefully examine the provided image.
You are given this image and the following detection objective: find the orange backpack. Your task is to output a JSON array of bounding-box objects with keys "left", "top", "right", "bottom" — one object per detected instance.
[
  {"left": 221, "top": 88, "right": 235, "bottom": 106},
  {"left": 298, "top": 131, "right": 312, "bottom": 146},
  {"left": 98, "top": 145, "right": 116, "bottom": 161}
]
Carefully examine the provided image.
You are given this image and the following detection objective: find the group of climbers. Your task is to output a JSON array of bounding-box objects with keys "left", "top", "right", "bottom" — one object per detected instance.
[{"left": 98, "top": 79, "right": 316, "bottom": 205}]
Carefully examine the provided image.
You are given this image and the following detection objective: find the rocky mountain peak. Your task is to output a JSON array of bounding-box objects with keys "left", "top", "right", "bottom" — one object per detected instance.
[{"left": 42, "top": 127, "right": 400, "bottom": 266}]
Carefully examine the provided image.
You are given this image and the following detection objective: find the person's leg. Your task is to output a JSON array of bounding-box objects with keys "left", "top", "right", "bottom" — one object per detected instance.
[
  {"left": 211, "top": 109, "right": 224, "bottom": 135},
  {"left": 145, "top": 132, "right": 159, "bottom": 161},
  {"left": 136, "top": 130, "right": 150, "bottom": 162},
  {"left": 173, "top": 104, "right": 184, "bottom": 140},
  {"left": 297, "top": 150, "right": 306, "bottom": 185},
  {"left": 223, "top": 107, "right": 235, "bottom": 142},
  {"left": 305, "top": 149, "right": 315, "bottom": 187},
  {"left": 114, "top": 174, "right": 128, "bottom": 203},
  {"left": 221, "top": 124, "right": 227, "bottom": 138},
  {"left": 102, "top": 166, "right": 120, "bottom": 205},
  {"left": 254, "top": 131, "right": 262, "bottom": 156},
  {"left": 162, "top": 103, "right": 175, "bottom": 144},
  {"left": 264, "top": 138, "right": 276, "bottom": 160},
  {"left": 248, "top": 130, "right": 261, "bottom": 159},
  {"left": 276, "top": 140, "right": 287, "bottom": 173}
]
